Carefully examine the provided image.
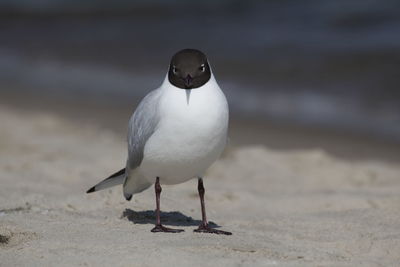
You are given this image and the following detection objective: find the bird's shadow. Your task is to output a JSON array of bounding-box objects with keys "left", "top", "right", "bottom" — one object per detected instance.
[{"left": 121, "top": 209, "right": 219, "bottom": 228}]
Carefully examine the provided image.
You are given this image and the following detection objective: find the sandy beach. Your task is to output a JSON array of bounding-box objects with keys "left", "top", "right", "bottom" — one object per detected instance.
[
  {"left": 0, "top": 104, "right": 399, "bottom": 266},
  {"left": 1, "top": 1, "right": 400, "bottom": 265}
]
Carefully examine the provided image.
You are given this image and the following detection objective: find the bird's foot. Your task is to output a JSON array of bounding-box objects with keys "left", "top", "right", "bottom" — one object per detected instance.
[
  {"left": 194, "top": 223, "right": 232, "bottom": 235},
  {"left": 151, "top": 224, "right": 184, "bottom": 233}
]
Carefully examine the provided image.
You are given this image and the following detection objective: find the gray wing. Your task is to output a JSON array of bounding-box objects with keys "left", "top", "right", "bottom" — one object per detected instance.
[{"left": 127, "top": 88, "right": 162, "bottom": 170}]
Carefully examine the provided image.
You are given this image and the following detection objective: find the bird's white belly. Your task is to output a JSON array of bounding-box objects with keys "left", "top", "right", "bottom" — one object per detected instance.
[
  {"left": 140, "top": 84, "right": 228, "bottom": 185},
  {"left": 140, "top": 129, "right": 226, "bottom": 184}
]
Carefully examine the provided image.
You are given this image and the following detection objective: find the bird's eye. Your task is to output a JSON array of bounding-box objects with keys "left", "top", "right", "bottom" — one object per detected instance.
[
  {"left": 199, "top": 64, "right": 205, "bottom": 72},
  {"left": 172, "top": 66, "right": 178, "bottom": 74}
]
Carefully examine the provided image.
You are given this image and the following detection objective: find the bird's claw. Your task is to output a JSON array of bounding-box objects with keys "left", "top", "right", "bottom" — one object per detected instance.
[
  {"left": 151, "top": 224, "right": 184, "bottom": 233},
  {"left": 194, "top": 224, "right": 232, "bottom": 235}
]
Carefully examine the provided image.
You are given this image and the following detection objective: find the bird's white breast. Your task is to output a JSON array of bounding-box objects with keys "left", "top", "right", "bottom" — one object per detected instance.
[{"left": 140, "top": 75, "right": 229, "bottom": 184}]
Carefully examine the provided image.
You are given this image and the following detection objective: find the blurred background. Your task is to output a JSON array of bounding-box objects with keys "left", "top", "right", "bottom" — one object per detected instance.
[{"left": 1, "top": 0, "right": 400, "bottom": 160}]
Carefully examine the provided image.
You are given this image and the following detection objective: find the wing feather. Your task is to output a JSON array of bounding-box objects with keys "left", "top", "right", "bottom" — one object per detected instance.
[{"left": 127, "top": 88, "right": 162, "bottom": 170}]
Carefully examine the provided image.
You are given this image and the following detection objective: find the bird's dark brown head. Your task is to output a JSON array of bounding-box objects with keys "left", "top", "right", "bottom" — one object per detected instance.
[{"left": 168, "top": 49, "right": 211, "bottom": 89}]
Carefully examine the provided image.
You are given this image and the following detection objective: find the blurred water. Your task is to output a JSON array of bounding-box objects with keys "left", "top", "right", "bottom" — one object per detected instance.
[{"left": 0, "top": 0, "right": 399, "bottom": 140}]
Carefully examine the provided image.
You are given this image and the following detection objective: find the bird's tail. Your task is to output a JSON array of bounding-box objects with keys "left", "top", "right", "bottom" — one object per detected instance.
[{"left": 86, "top": 168, "right": 125, "bottom": 193}]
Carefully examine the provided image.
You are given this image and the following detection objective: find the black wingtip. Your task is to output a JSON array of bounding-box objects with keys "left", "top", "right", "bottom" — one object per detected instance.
[{"left": 86, "top": 187, "right": 95, "bottom": 194}]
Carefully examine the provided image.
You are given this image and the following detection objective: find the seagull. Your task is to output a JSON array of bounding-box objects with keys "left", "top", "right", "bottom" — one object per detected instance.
[{"left": 87, "top": 49, "right": 231, "bottom": 235}]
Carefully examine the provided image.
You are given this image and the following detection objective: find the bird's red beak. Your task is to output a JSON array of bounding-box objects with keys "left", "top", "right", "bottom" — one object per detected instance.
[{"left": 184, "top": 75, "right": 193, "bottom": 88}]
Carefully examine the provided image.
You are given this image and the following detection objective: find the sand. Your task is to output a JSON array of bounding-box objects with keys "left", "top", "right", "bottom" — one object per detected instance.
[{"left": 1, "top": 105, "right": 400, "bottom": 266}]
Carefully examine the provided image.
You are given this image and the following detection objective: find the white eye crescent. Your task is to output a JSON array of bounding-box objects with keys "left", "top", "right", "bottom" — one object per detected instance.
[
  {"left": 172, "top": 66, "right": 178, "bottom": 74},
  {"left": 199, "top": 64, "right": 205, "bottom": 72}
]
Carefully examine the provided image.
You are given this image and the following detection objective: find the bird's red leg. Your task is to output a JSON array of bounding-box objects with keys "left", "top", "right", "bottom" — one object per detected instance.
[
  {"left": 151, "top": 177, "right": 184, "bottom": 233},
  {"left": 194, "top": 178, "right": 232, "bottom": 235}
]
